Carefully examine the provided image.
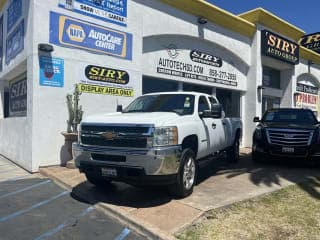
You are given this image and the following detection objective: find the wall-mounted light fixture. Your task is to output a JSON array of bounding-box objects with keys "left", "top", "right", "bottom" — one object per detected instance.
[
  {"left": 197, "top": 17, "right": 208, "bottom": 25},
  {"left": 38, "top": 43, "right": 54, "bottom": 52},
  {"left": 257, "top": 85, "right": 265, "bottom": 103}
]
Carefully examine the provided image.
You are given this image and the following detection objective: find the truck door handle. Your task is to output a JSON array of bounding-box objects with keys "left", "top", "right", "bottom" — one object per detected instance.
[{"left": 212, "top": 123, "right": 216, "bottom": 129}]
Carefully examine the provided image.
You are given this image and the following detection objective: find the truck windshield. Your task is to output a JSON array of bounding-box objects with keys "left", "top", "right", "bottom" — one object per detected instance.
[
  {"left": 123, "top": 94, "right": 195, "bottom": 115},
  {"left": 262, "top": 109, "right": 318, "bottom": 125}
]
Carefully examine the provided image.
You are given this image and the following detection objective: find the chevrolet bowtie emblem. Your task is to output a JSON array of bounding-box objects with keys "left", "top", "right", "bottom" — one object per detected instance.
[{"left": 102, "top": 131, "right": 117, "bottom": 140}]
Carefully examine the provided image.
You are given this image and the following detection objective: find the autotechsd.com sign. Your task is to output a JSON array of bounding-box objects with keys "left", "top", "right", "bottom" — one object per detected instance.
[{"left": 49, "top": 11, "right": 132, "bottom": 60}]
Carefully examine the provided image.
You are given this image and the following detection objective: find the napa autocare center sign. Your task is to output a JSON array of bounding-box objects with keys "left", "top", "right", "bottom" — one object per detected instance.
[
  {"left": 59, "top": 0, "right": 127, "bottom": 27},
  {"left": 295, "top": 83, "right": 319, "bottom": 112},
  {"left": 78, "top": 64, "right": 134, "bottom": 97},
  {"left": 49, "top": 12, "right": 132, "bottom": 60}
]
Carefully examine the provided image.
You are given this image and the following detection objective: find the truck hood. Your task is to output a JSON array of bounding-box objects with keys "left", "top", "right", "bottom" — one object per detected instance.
[{"left": 82, "top": 112, "right": 184, "bottom": 126}]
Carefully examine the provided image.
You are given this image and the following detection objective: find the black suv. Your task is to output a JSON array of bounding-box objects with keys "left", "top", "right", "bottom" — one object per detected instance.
[{"left": 252, "top": 108, "right": 320, "bottom": 163}]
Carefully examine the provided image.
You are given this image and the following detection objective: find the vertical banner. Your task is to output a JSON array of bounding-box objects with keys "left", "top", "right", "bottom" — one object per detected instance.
[
  {"left": 7, "top": 0, "right": 22, "bottom": 33},
  {"left": 58, "top": 0, "right": 127, "bottom": 27},
  {"left": 6, "top": 19, "right": 24, "bottom": 64},
  {"left": 39, "top": 56, "right": 64, "bottom": 87},
  {"left": 0, "top": 16, "right": 3, "bottom": 72},
  {"left": 9, "top": 77, "right": 27, "bottom": 117}
]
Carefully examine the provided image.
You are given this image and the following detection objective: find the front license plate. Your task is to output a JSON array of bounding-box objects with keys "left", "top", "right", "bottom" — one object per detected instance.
[
  {"left": 282, "top": 147, "right": 294, "bottom": 153},
  {"left": 101, "top": 168, "right": 117, "bottom": 177}
]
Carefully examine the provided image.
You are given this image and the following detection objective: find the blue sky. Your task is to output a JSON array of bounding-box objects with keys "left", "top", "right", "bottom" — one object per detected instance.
[{"left": 206, "top": 0, "right": 318, "bottom": 34}]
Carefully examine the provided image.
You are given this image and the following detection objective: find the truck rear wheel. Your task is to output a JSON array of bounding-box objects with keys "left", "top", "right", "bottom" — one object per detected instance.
[
  {"left": 227, "top": 138, "right": 240, "bottom": 163},
  {"left": 85, "top": 173, "right": 111, "bottom": 187},
  {"left": 169, "top": 148, "right": 196, "bottom": 198}
]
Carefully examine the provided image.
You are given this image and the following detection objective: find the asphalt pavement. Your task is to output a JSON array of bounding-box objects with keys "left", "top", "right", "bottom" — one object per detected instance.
[{"left": 0, "top": 156, "right": 147, "bottom": 240}]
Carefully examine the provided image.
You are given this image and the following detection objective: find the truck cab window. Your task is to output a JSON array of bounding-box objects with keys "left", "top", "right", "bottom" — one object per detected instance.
[{"left": 198, "top": 96, "right": 210, "bottom": 112}]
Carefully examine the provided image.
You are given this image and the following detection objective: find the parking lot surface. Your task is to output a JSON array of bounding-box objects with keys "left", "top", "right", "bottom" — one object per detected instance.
[
  {"left": 40, "top": 149, "right": 320, "bottom": 239},
  {"left": 0, "top": 156, "right": 147, "bottom": 240}
]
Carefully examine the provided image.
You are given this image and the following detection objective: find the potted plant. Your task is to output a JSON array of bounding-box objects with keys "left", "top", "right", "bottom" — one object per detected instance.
[{"left": 61, "top": 85, "right": 83, "bottom": 167}]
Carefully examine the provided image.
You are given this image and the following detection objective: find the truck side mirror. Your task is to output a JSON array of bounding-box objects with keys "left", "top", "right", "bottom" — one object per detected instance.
[
  {"left": 211, "top": 104, "right": 222, "bottom": 118},
  {"left": 253, "top": 117, "right": 260, "bottom": 122},
  {"left": 117, "top": 105, "right": 123, "bottom": 112},
  {"left": 199, "top": 110, "right": 212, "bottom": 118}
]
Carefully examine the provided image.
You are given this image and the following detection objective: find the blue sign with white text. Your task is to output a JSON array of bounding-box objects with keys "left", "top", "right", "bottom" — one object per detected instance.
[
  {"left": 6, "top": 19, "right": 24, "bottom": 64},
  {"left": 7, "top": 0, "right": 22, "bottom": 33},
  {"left": 58, "top": 0, "right": 127, "bottom": 27},
  {"left": 39, "top": 56, "right": 64, "bottom": 87},
  {"left": 49, "top": 11, "right": 132, "bottom": 60}
]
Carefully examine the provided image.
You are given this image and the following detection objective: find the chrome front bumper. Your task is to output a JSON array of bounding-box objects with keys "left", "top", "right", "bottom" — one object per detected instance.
[{"left": 72, "top": 143, "right": 182, "bottom": 175}]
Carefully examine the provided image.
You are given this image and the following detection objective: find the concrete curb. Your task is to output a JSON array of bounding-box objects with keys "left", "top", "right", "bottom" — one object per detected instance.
[{"left": 39, "top": 168, "right": 176, "bottom": 240}]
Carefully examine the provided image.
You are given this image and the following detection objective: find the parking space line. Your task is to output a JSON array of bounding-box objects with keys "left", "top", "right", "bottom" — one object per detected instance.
[
  {"left": 33, "top": 206, "right": 95, "bottom": 240},
  {"left": 0, "top": 180, "right": 51, "bottom": 199},
  {"left": 0, "top": 174, "right": 30, "bottom": 182},
  {"left": 114, "top": 228, "right": 131, "bottom": 240},
  {"left": 0, "top": 191, "right": 69, "bottom": 222},
  {"left": 0, "top": 168, "right": 21, "bottom": 174}
]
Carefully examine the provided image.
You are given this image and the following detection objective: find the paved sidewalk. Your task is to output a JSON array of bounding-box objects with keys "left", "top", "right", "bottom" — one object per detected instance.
[{"left": 40, "top": 149, "right": 320, "bottom": 239}]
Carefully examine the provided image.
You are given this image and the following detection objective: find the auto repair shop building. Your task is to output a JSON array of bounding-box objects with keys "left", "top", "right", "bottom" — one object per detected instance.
[{"left": 0, "top": 0, "right": 319, "bottom": 172}]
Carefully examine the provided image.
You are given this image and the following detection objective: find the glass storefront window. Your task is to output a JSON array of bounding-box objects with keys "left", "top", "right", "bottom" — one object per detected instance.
[
  {"left": 183, "top": 83, "right": 212, "bottom": 94},
  {"left": 143, "top": 76, "right": 178, "bottom": 94},
  {"left": 262, "top": 96, "right": 280, "bottom": 115},
  {"left": 216, "top": 89, "right": 240, "bottom": 118},
  {"left": 262, "top": 66, "right": 280, "bottom": 89}
]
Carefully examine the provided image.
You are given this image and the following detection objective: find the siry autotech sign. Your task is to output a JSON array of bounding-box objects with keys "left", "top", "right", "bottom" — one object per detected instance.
[
  {"left": 85, "top": 65, "right": 129, "bottom": 85},
  {"left": 299, "top": 32, "right": 320, "bottom": 54},
  {"left": 190, "top": 50, "right": 222, "bottom": 67},
  {"left": 9, "top": 77, "right": 27, "bottom": 117},
  {"left": 261, "top": 30, "right": 299, "bottom": 65},
  {"left": 49, "top": 11, "right": 132, "bottom": 60}
]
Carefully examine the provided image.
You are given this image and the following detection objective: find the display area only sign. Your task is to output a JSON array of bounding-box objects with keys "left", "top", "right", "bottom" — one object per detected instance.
[{"left": 49, "top": 11, "right": 132, "bottom": 60}]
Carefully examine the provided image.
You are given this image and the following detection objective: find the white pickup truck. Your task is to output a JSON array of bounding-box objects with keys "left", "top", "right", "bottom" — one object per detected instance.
[{"left": 73, "top": 92, "right": 242, "bottom": 197}]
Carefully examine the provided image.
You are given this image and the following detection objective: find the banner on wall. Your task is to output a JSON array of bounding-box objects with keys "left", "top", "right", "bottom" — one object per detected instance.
[
  {"left": 7, "top": 0, "right": 22, "bottom": 33},
  {"left": 294, "top": 92, "right": 319, "bottom": 112},
  {"left": 49, "top": 11, "right": 132, "bottom": 60},
  {"left": 9, "top": 77, "right": 27, "bottom": 117},
  {"left": 299, "top": 32, "right": 320, "bottom": 54},
  {"left": 6, "top": 19, "right": 24, "bottom": 64},
  {"left": 0, "top": 16, "right": 3, "bottom": 72},
  {"left": 77, "top": 83, "right": 134, "bottom": 97},
  {"left": 58, "top": 0, "right": 127, "bottom": 27},
  {"left": 81, "top": 64, "right": 129, "bottom": 85},
  {"left": 261, "top": 30, "right": 299, "bottom": 65},
  {"left": 39, "top": 56, "right": 64, "bottom": 87}
]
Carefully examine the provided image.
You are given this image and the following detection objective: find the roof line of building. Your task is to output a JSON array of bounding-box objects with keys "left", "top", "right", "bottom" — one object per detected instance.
[
  {"left": 160, "top": 0, "right": 256, "bottom": 38},
  {"left": 239, "top": 8, "right": 305, "bottom": 42}
]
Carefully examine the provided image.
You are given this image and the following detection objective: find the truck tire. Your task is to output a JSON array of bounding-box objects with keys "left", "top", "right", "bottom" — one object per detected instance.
[
  {"left": 227, "top": 138, "right": 240, "bottom": 163},
  {"left": 85, "top": 173, "right": 111, "bottom": 187},
  {"left": 169, "top": 148, "right": 196, "bottom": 198}
]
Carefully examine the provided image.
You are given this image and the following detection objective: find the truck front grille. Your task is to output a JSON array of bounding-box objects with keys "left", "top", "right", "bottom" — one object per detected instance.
[
  {"left": 80, "top": 124, "right": 153, "bottom": 149},
  {"left": 266, "top": 128, "right": 314, "bottom": 147}
]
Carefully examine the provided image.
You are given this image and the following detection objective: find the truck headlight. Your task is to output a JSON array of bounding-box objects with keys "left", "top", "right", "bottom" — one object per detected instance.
[{"left": 153, "top": 127, "right": 178, "bottom": 147}]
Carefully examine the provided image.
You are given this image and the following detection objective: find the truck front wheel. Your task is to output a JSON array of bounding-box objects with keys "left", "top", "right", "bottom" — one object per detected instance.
[{"left": 169, "top": 148, "right": 196, "bottom": 198}]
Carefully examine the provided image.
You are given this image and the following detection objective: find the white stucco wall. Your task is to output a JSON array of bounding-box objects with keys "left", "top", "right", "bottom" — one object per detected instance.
[{"left": 0, "top": 0, "right": 33, "bottom": 171}]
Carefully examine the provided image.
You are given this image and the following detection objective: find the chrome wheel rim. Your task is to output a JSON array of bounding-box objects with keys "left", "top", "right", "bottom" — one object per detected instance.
[{"left": 183, "top": 156, "right": 195, "bottom": 190}]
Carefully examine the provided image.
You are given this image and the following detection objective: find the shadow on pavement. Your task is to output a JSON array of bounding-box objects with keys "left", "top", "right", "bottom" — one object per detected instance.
[
  {"left": 219, "top": 151, "right": 320, "bottom": 200},
  {"left": 71, "top": 149, "right": 320, "bottom": 209}
]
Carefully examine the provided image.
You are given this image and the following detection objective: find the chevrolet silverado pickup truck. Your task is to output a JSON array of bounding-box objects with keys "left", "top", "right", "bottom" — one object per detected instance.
[
  {"left": 73, "top": 92, "right": 242, "bottom": 197},
  {"left": 252, "top": 108, "right": 320, "bottom": 163}
]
